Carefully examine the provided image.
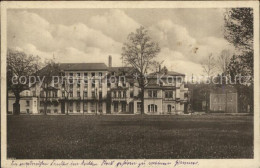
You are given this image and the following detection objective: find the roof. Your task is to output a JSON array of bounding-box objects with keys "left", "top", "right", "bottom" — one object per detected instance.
[
  {"left": 148, "top": 70, "right": 185, "bottom": 78},
  {"left": 210, "top": 85, "right": 237, "bottom": 94},
  {"left": 167, "top": 71, "right": 185, "bottom": 76},
  {"left": 108, "top": 67, "right": 135, "bottom": 72},
  {"left": 59, "top": 63, "right": 108, "bottom": 71}
]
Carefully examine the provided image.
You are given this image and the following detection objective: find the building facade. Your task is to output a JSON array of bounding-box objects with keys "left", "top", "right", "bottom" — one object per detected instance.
[{"left": 8, "top": 57, "right": 189, "bottom": 115}]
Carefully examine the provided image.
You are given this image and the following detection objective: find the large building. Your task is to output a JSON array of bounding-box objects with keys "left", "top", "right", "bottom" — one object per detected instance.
[{"left": 8, "top": 57, "right": 189, "bottom": 115}]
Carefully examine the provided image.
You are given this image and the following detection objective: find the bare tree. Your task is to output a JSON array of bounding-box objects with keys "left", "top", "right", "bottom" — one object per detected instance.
[
  {"left": 216, "top": 49, "right": 232, "bottom": 75},
  {"left": 38, "top": 60, "right": 60, "bottom": 115},
  {"left": 201, "top": 53, "right": 216, "bottom": 78},
  {"left": 200, "top": 53, "right": 216, "bottom": 112},
  {"left": 7, "top": 49, "right": 40, "bottom": 115},
  {"left": 121, "top": 26, "right": 160, "bottom": 114}
]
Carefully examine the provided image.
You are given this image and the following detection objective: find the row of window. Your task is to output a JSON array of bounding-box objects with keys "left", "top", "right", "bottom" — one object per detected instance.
[
  {"left": 40, "top": 109, "right": 58, "bottom": 113},
  {"left": 61, "top": 91, "right": 102, "bottom": 98},
  {"left": 113, "top": 102, "right": 126, "bottom": 112},
  {"left": 69, "top": 102, "right": 103, "bottom": 113},
  {"left": 68, "top": 72, "right": 103, "bottom": 77},
  {"left": 113, "top": 91, "right": 127, "bottom": 98},
  {"left": 148, "top": 90, "right": 175, "bottom": 98},
  {"left": 40, "top": 91, "right": 58, "bottom": 97}
]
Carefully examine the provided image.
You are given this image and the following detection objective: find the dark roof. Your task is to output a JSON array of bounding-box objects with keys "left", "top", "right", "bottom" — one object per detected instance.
[
  {"left": 148, "top": 70, "right": 185, "bottom": 78},
  {"left": 167, "top": 71, "right": 185, "bottom": 76},
  {"left": 59, "top": 63, "right": 107, "bottom": 71},
  {"left": 210, "top": 85, "right": 237, "bottom": 94},
  {"left": 108, "top": 67, "right": 134, "bottom": 72}
]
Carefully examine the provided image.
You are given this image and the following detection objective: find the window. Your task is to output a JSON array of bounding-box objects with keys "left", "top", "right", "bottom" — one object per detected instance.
[
  {"left": 54, "top": 109, "right": 58, "bottom": 113},
  {"left": 123, "top": 91, "right": 126, "bottom": 98},
  {"left": 84, "top": 91, "right": 88, "bottom": 98},
  {"left": 114, "top": 102, "right": 118, "bottom": 112},
  {"left": 69, "top": 91, "right": 73, "bottom": 97},
  {"left": 54, "top": 102, "right": 59, "bottom": 107},
  {"left": 83, "top": 102, "right": 88, "bottom": 112},
  {"left": 76, "top": 102, "right": 80, "bottom": 112},
  {"left": 99, "top": 92, "right": 102, "bottom": 99},
  {"left": 130, "top": 91, "right": 134, "bottom": 98},
  {"left": 92, "top": 80, "right": 95, "bottom": 88},
  {"left": 40, "top": 109, "right": 44, "bottom": 113},
  {"left": 26, "top": 101, "right": 30, "bottom": 106},
  {"left": 77, "top": 91, "right": 80, "bottom": 97},
  {"left": 92, "top": 91, "right": 95, "bottom": 98},
  {"left": 40, "top": 91, "right": 44, "bottom": 97},
  {"left": 53, "top": 91, "right": 57, "bottom": 98},
  {"left": 148, "top": 90, "right": 158, "bottom": 98},
  {"left": 148, "top": 104, "right": 157, "bottom": 113},
  {"left": 167, "top": 105, "right": 171, "bottom": 113},
  {"left": 153, "top": 91, "right": 157, "bottom": 98},
  {"left": 107, "top": 82, "right": 111, "bottom": 87},
  {"left": 69, "top": 102, "right": 73, "bottom": 112},
  {"left": 148, "top": 90, "right": 152, "bottom": 98},
  {"left": 137, "top": 102, "right": 142, "bottom": 113},
  {"left": 122, "top": 102, "right": 126, "bottom": 112},
  {"left": 99, "top": 72, "right": 103, "bottom": 76},
  {"left": 77, "top": 83, "right": 81, "bottom": 88},
  {"left": 62, "top": 91, "right": 65, "bottom": 97},
  {"left": 77, "top": 73, "right": 81, "bottom": 77},
  {"left": 112, "top": 71, "right": 115, "bottom": 76},
  {"left": 184, "top": 93, "right": 188, "bottom": 98},
  {"left": 91, "top": 102, "right": 95, "bottom": 112},
  {"left": 118, "top": 91, "right": 121, "bottom": 98},
  {"left": 84, "top": 73, "right": 88, "bottom": 77},
  {"left": 69, "top": 84, "right": 73, "bottom": 89},
  {"left": 91, "top": 72, "right": 95, "bottom": 77},
  {"left": 69, "top": 73, "right": 73, "bottom": 77},
  {"left": 47, "top": 109, "right": 51, "bottom": 113},
  {"left": 40, "top": 101, "right": 44, "bottom": 107},
  {"left": 113, "top": 91, "right": 117, "bottom": 98},
  {"left": 84, "top": 79, "right": 88, "bottom": 88},
  {"left": 32, "top": 91, "right": 36, "bottom": 97},
  {"left": 165, "top": 91, "right": 173, "bottom": 98},
  {"left": 130, "top": 82, "right": 134, "bottom": 87},
  {"left": 98, "top": 102, "right": 103, "bottom": 112}
]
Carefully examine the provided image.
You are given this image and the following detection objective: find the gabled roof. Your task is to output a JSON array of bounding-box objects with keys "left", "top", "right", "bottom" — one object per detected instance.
[
  {"left": 59, "top": 63, "right": 108, "bottom": 71},
  {"left": 108, "top": 67, "right": 135, "bottom": 72}
]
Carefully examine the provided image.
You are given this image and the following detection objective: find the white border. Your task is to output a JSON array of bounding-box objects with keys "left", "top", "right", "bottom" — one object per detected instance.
[{"left": 1, "top": 1, "right": 259, "bottom": 168}]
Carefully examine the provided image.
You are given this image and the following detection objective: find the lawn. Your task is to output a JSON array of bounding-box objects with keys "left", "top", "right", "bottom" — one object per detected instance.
[{"left": 7, "top": 114, "right": 253, "bottom": 159}]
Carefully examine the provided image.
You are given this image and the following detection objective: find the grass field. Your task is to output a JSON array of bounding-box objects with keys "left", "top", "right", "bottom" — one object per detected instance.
[{"left": 7, "top": 115, "right": 253, "bottom": 159}]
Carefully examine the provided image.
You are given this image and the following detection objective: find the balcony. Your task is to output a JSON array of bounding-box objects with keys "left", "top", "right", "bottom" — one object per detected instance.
[{"left": 112, "top": 97, "right": 127, "bottom": 102}]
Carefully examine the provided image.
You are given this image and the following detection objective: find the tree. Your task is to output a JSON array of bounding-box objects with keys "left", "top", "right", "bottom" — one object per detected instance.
[
  {"left": 38, "top": 60, "right": 61, "bottom": 115},
  {"left": 224, "top": 8, "right": 253, "bottom": 80},
  {"left": 224, "top": 8, "right": 254, "bottom": 113},
  {"left": 201, "top": 53, "right": 216, "bottom": 78},
  {"left": 121, "top": 26, "right": 160, "bottom": 114},
  {"left": 216, "top": 49, "right": 232, "bottom": 75},
  {"left": 200, "top": 53, "right": 217, "bottom": 112},
  {"left": 224, "top": 8, "right": 253, "bottom": 52},
  {"left": 7, "top": 49, "right": 39, "bottom": 115}
]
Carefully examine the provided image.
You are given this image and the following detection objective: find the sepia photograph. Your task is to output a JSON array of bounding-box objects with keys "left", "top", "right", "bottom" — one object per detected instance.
[{"left": 1, "top": 1, "right": 259, "bottom": 168}]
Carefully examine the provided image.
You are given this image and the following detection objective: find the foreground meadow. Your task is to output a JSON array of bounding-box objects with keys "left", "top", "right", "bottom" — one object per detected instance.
[{"left": 7, "top": 114, "right": 253, "bottom": 159}]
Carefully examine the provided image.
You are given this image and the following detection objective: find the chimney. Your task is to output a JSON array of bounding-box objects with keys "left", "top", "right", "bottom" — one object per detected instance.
[
  {"left": 108, "top": 55, "right": 112, "bottom": 68},
  {"left": 159, "top": 65, "right": 161, "bottom": 72}
]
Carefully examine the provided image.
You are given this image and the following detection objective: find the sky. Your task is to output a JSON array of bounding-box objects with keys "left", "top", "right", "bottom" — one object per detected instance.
[{"left": 7, "top": 8, "right": 234, "bottom": 76}]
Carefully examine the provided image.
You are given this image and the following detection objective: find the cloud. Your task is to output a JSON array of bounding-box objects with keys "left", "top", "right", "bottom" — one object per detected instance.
[
  {"left": 7, "top": 10, "right": 123, "bottom": 65},
  {"left": 89, "top": 9, "right": 140, "bottom": 42},
  {"left": 7, "top": 9, "right": 233, "bottom": 76}
]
